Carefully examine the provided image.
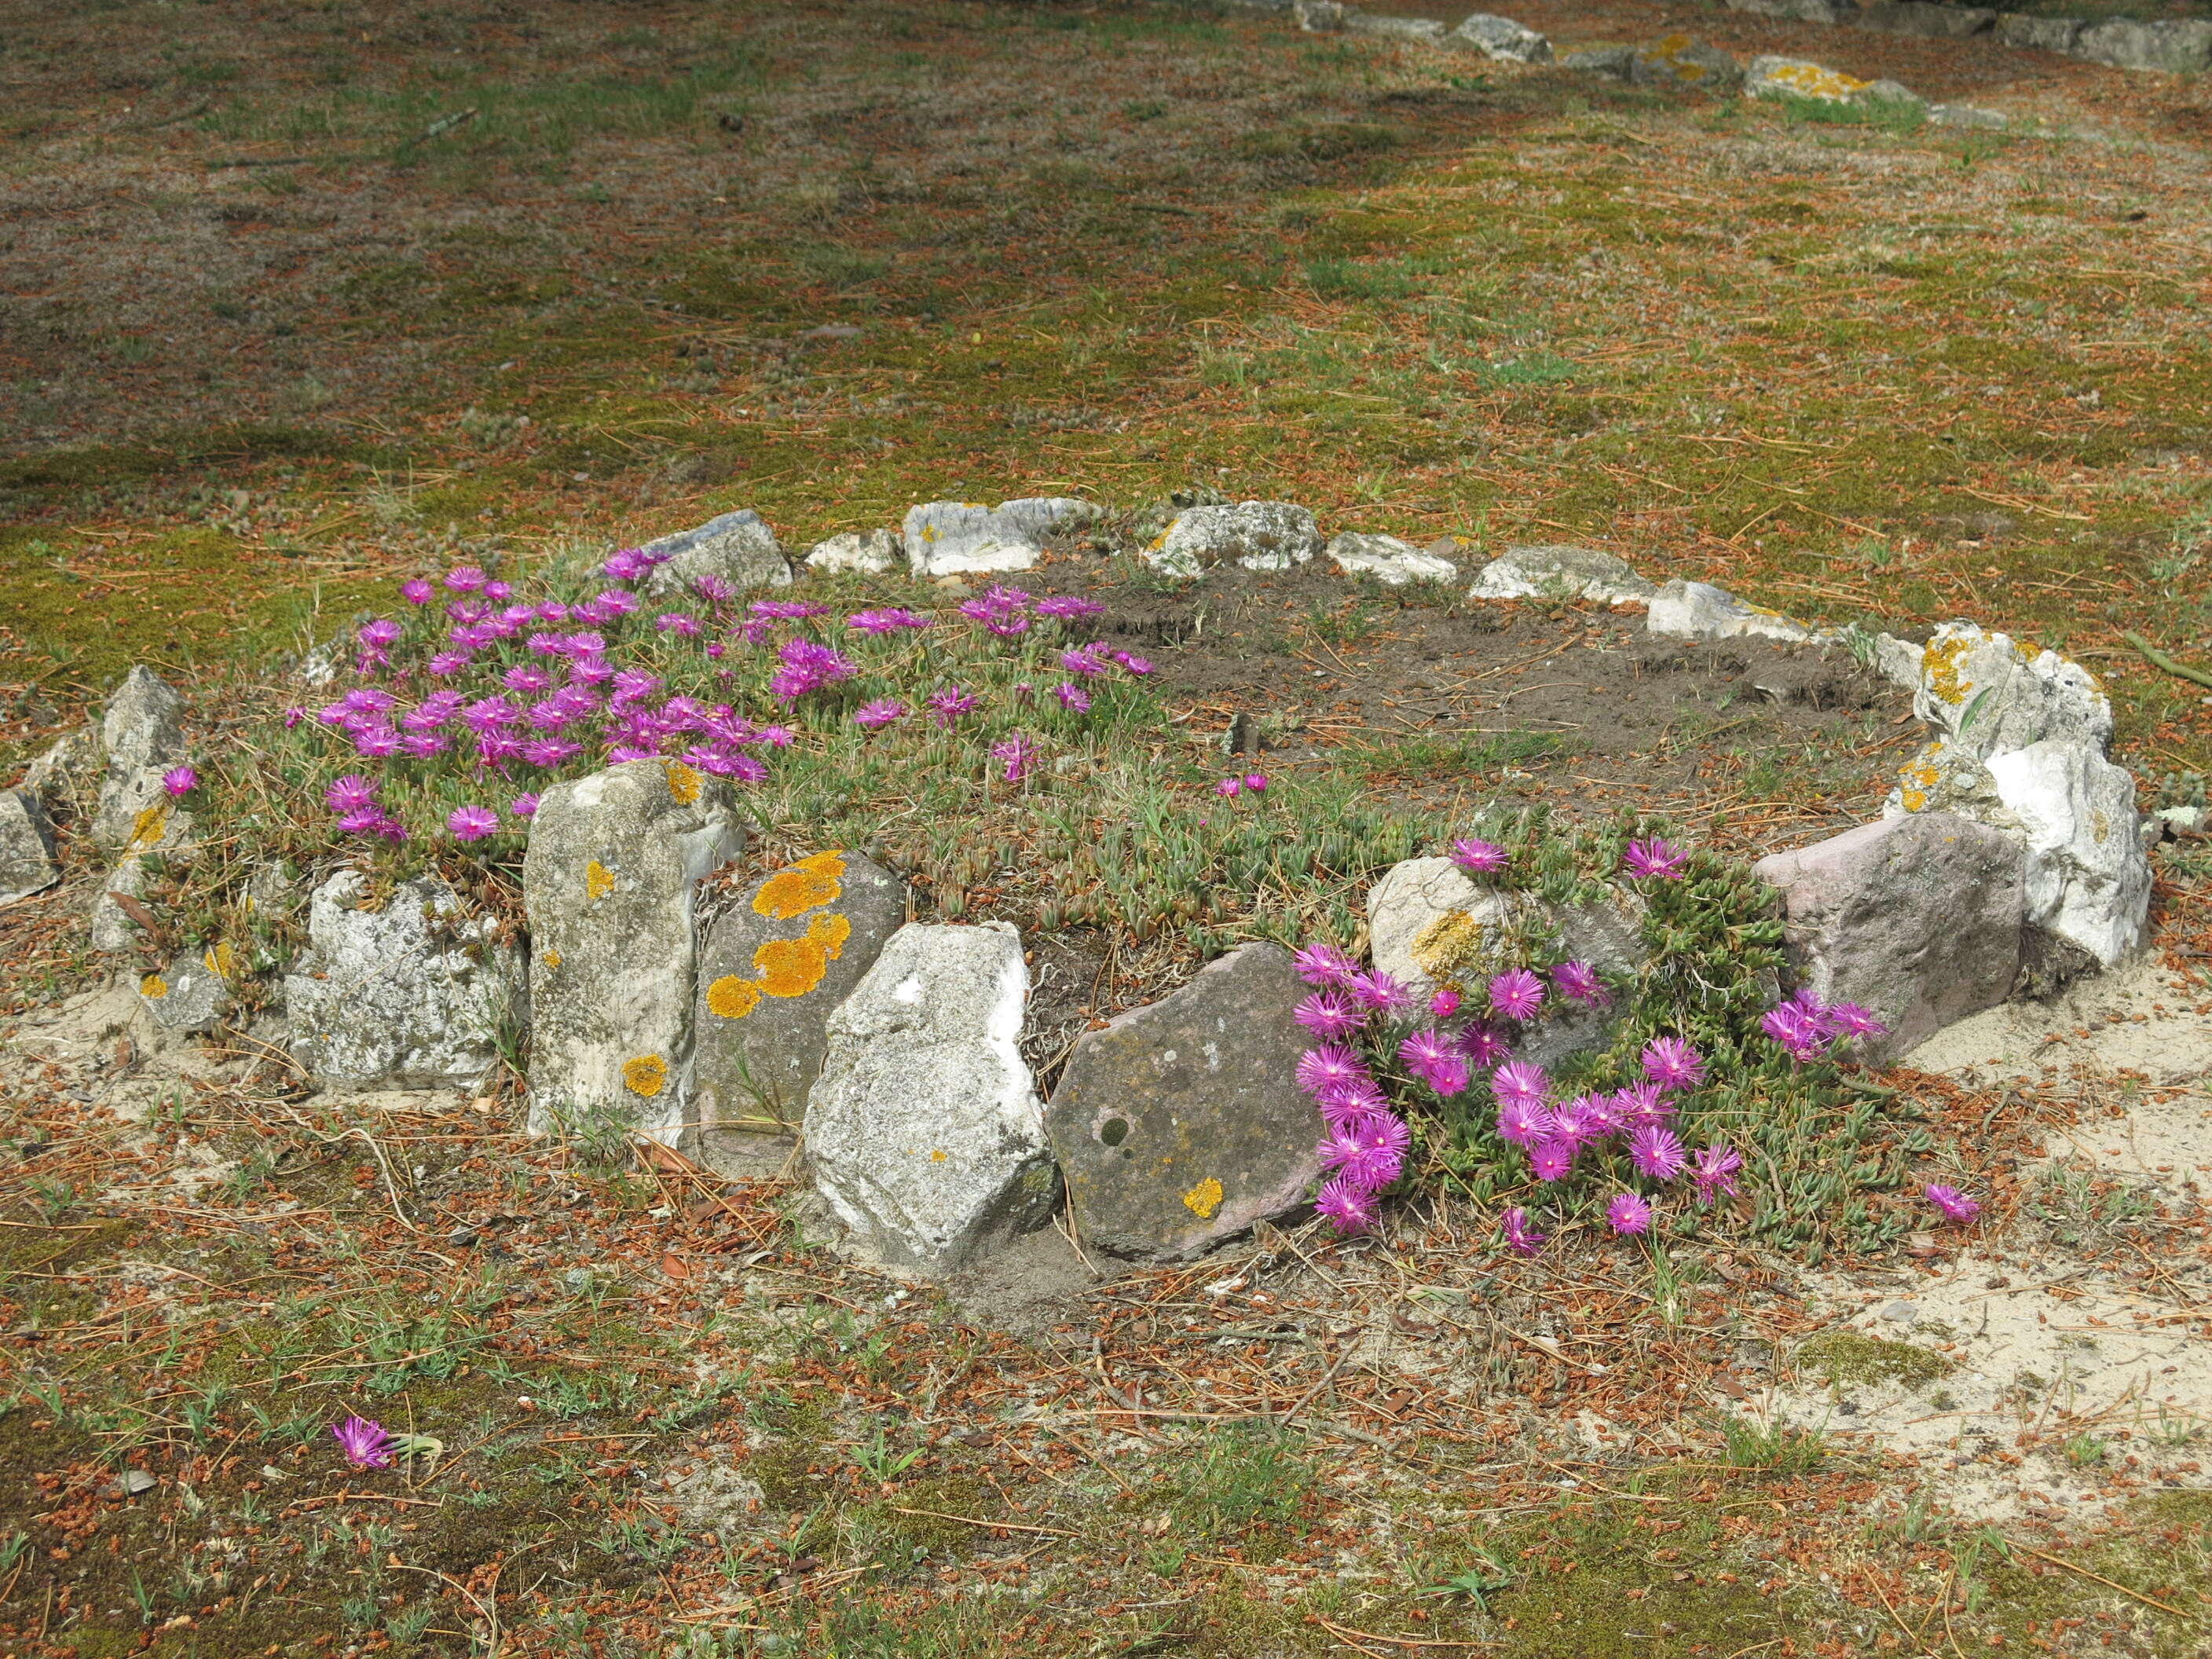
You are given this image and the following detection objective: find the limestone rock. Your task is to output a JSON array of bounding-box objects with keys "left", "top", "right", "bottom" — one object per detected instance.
[
  {"left": 92, "top": 668, "right": 188, "bottom": 855},
  {"left": 804, "top": 921, "right": 1057, "bottom": 1274},
  {"left": 1727, "top": 0, "right": 1848, "bottom": 22},
  {"left": 90, "top": 856, "right": 152, "bottom": 953},
  {"left": 1994, "top": 14, "right": 2082, "bottom": 53},
  {"left": 1347, "top": 13, "right": 1447, "bottom": 40},
  {"left": 694, "top": 850, "right": 906, "bottom": 1128},
  {"left": 1326, "top": 532, "right": 1457, "bottom": 587},
  {"left": 1873, "top": 633, "right": 1925, "bottom": 691},
  {"left": 1855, "top": 2, "right": 1995, "bottom": 40},
  {"left": 639, "top": 510, "right": 793, "bottom": 599},
  {"left": 1631, "top": 35, "right": 1743, "bottom": 92},
  {"left": 1913, "top": 621, "right": 2112, "bottom": 762},
  {"left": 523, "top": 759, "right": 745, "bottom": 1142},
  {"left": 902, "top": 497, "right": 1096, "bottom": 579},
  {"left": 136, "top": 955, "right": 227, "bottom": 1033},
  {"left": 1470, "top": 544, "right": 1655, "bottom": 606},
  {"left": 1144, "top": 500, "right": 1321, "bottom": 579},
  {"left": 1928, "top": 104, "right": 2008, "bottom": 131},
  {"left": 1367, "top": 856, "right": 1506, "bottom": 997},
  {"left": 804, "top": 529, "right": 899, "bottom": 574},
  {"left": 1048, "top": 943, "right": 1321, "bottom": 1262},
  {"left": 1452, "top": 13, "right": 1552, "bottom": 63},
  {"left": 1745, "top": 55, "right": 1882, "bottom": 103},
  {"left": 1560, "top": 43, "right": 1636, "bottom": 77},
  {"left": 1646, "top": 580, "right": 1814, "bottom": 644},
  {"left": 1752, "top": 814, "right": 2025, "bottom": 1060},
  {"left": 20, "top": 726, "right": 103, "bottom": 813},
  {"left": 0, "top": 788, "right": 60, "bottom": 904},
  {"left": 285, "top": 870, "right": 526, "bottom": 1090},
  {"left": 1295, "top": 0, "right": 1346, "bottom": 30}
]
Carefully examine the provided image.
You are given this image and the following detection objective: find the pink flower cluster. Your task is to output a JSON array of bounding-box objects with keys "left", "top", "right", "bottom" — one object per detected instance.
[{"left": 1760, "top": 988, "right": 1888, "bottom": 1063}]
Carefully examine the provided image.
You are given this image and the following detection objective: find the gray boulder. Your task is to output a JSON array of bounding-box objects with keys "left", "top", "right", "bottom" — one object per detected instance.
[
  {"left": 1910, "top": 621, "right": 2111, "bottom": 763},
  {"left": 1470, "top": 544, "right": 1655, "bottom": 605},
  {"left": 1326, "top": 531, "right": 1458, "bottom": 587},
  {"left": 1368, "top": 855, "right": 1504, "bottom": 996},
  {"left": 1144, "top": 500, "right": 1321, "bottom": 578},
  {"left": 20, "top": 726, "right": 103, "bottom": 813},
  {"left": 90, "top": 855, "right": 152, "bottom": 952},
  {"left": 523, "top": 760, "right": 745, "bottom": 1142},
  {"left": 1631, "top": 35, "right": 1744, "bottom": 92},
  {"left": 1560, "top": 43, "right": 1636, "bottom": 77},
  {"left": 1048, "top": 943, "right": 1321, "bottom": 1262},
  {"left": 136, "top": 954, "right": 228, "bottom": 1033},
  {"left": 903, "top": 497, "right": 1096, "bottom": 579},
  {"left": 804, "top": 921, "right": 1057, "bottom": 1274},
  {"left": 1855, "top": 2, "right": 1994, "bottom": 40},
  {"left": 1295, "top": 0, "right": 1346, "bottom": 29},
  {"left": 1452, "top": 14, "right": 1552, "bottom": 63},
  {"left": 1994, "top": 14, "right": 2082, "bottom": 53},
  {"left": 0, "top": 788, "right": 60, "bottom": 905},
  {"left": 1726, "top": 0, "right": 1849, "bottom": 21},
  {"left": 1752, "top": 813, "right": 2025, "bottom": 1060},
  {"left": 1348, "top": 13, "right": 1448, "bottom": 41},
  {"left": 640, "top": 510, "right": 793, "bottom": 599},
  {"left": 285, "top": 870, "right": 526, "bottom": 1090},
  {"left": 804, "top": 529, "right": 899, "bottom": 574},
  {"left": 694, "top": 850, "right": 906, "bottom": 1129},
  {"left": 1646, "top": 579, "right": 1815, "bottom": 643},
  {"left": 91, "top": 668, "right": 188, "bottom": 855},
  {"left": 1873, "top": 633, "right": 1925, "bottom": 690}
]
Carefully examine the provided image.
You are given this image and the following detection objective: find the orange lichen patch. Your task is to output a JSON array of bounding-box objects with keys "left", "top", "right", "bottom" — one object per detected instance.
[
  {"left": 1922, "top": 634, "right": 1976, "bottom": 706},
  {"left": 621, "top": 1055, "right": 668, "bottom": 1098},
  {"left": 804, "top": 911, "right": 852, "bottom": 958},
  {"left": 586, "top": 859, "right": 616, "bottom": 901},
  {"left": 1765, "top": 60, "right": 1870, "bottom": 101},
  {"left": 664, "top": 760, "right": 703, "bottom": 805},
  {"left": 1898, "top": 745, "right": 1946, "bottom": 813},
  {"left": 543, "top": 948, "right": 562, "bottom": 970},
  {"left": 753, "top": 851, "right": 845, "bottom": 920},
  {"left": 752, "top": 936, "right": 830, "bottom": 999},
  {"left": 706, "top": 974, "right": 764, "bottom": 1020},
  {"left": 130, "top": 804, "right": 168, "bottom": 848},
  {"left": 1182, "top": 1177, "right": 1225, "bottom": 1219},
  {"left": 203, "top": 941, "right": 236, "bottom": 979},
  {"left": 139, "top": 973, "right": 169, "bottom": 1000}
]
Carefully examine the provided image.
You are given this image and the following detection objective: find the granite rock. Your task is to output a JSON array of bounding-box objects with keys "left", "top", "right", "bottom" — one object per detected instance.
[{"left": 639, "top": 510, "right": 794, "bottom": 599}]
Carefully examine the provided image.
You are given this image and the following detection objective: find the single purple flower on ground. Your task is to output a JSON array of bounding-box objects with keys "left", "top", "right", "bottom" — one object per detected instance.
[
  {"left": 1528, "top": 1137, "right": 1575, "bottom": 1182},
  {"left": 927, "top": 687, "right": 979, "bottom": 727},
  {"left": 1060, "top": 644, "right": 1112, "bottom": 677},
  {"left": 1621, "top": 836, "right": 1688, "bottom": 880},
  {"left": 1689, "top": 1144, "right": 1743, "bottom": 1207},
  {"left": 1315, "top": 1176, "right": 1376, "bottom": 1235},
  {"left": 656, "top": 612, "right": 701, "bottom": 637},
  {"left": 160, "top": 765, "right": 196, "bottom": 798},
  {"left": 990, "top": 734, "right": 1039, "bottom": 784},
  {"left": 1548, "top": 1094, "right": 1608, "bottom": 1152},
  {"left": 1495, "top": 1096, "right": 1555, "bottom": 1148},
  {"left": 1551, "top": 961, "right": 1609, "bottom": 1006},
  {"left": 1640, "top": 1036, "right": 1706, "bottom": 1093},
  {"left": 326, "top": 775, "right": 381, "bottom": 815},
  {"left": 1501, "top": 1207, "right": 1545, "bottom": 1258},
  {"left": 1295, "top": 1043, "right": 1368, "bottom": 1097},
  {"left": 1606, "top": 1191, "right": 1654, "bottom": 1236},
  {"left": 1449, "top": 837, "right": 1508, "bottom": 875},
  {"left": 1316, "top": 1076, "right": 1390, "bottom": 1128},
  {"left": 1456, "top": 1024, "right": 1512, "bottom": 1069},
  {"left": 1214, "top": 777, "right": 1241, "bottom": 797},
  {"left": 1036, "top": 595, "right": 1106, "bottom": 620},
  {"left": 1925, "top": 1183, "right": 1980, "bottom": 1225},
  {"left": 1054, "top": 682, "right": 1092, "bottom": 712},
  {"left": 447, "top": 805, "right": 500, "bottom": 842},
  {"left": 1110, "top": 650, "right": 1152, "bottom": 676},
  {"left": 1824, "top": 1002, "right": 1889, "bottom": 1042},
  {"left": 511, "top": 793, "right": 540, "bottom": 819},
  {"left": 401, "top": 578, "right": 434, "bottom": 605},
  {"left": 331, "top": 1414, "right": 394, "bottom": 1470},
  {"left": 1629, "top": 1123, "right": 1688, "bottom": 1181},
  {"left": 442, "top": 565, "right": 488, "bottom": 594},
  {"left": 1243, "top": 773, "right": 1269, "bottom": 793},
  {"left": 1348, "top": 969, "right": 1414, "bottom": 1015},
  {"left": 1338, "top": 1113, "right": 1411, "bottom": 1190},
  {"left": 1610, "top": 1079, "right": 1672, "bottom": 1130},
  {"left": 1488, "top": 968, "right": 1544, "bottom": 1023},
  {"left": 854, "top": 698, "right": 906, "bottom": 731},
  {"left": 603, "top": 548, "right": 646, "bottom": 582}
]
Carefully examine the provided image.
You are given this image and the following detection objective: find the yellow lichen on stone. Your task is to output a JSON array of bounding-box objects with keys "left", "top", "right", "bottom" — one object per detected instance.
[
  {"left": 805, "top": 911, "right": 852, "bottom": 958},
  {"left": 1182, "top": 1177, "right": 1225, "bottom": 1219},
  {"left": 930, "top": 1148, "right": 948, "bottom": 1163},
  {"left": 140, "top": 974, "right": 170, "bottom": 1000},
  {"left": 1409, "top": 908, "right": 1492, "bottom": 980},
  {"left": 543, "top": 948, "right": 562, "bottom": 970},
  {"left": 585, "top": 859, "right": 616, "bottom": 901},
  {"left": 752, "top": 936, "right": 830, "bottom": 998},
  {"left": 621, "top": 1055, "right": 668, "bottom": 1097},
  {"left": 753, "top": 851, "right": 844, "bottom": 920},
  {"left": 1921, "top": 634, "right": 1976, "bottom": 706},
  {"left": 130, "top": 804, "right": 168, "bottom": 848},
  {"left": 664, "top": 760, "right": 703, "bottom": 805},
  {"left": 203, "top": 941, "right": 236, "bottom": 979},
  {"left": 1771, "top": 60, "right": 1869, "bottom": 100},
  {"left": 706, "top": 974, "right": 764, "bottom": 1019}
]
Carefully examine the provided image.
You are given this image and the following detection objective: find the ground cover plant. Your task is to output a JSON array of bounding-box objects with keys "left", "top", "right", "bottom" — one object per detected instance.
[{"left": 5, "top": 1, "right": 2212, "bottom": 1655}]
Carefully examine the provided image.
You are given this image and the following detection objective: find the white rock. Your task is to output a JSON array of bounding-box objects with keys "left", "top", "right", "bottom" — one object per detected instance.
[
  {"left": 1873, "top": 632, "right": 1925, "bottom": 690},
  {"left": 639, "top": 509, "right": 793, "bottom": 598},
  {"left": 1326, "top": 531, "right": 1458, "bottom": 586},
  {"left": 90, "top": 855, "right": 151, "bottom": 952},
  {"left": 1367, "top": 857, "right": 1509, "bottom": 996},
  {"left": 1913, "top": 621, "right": 2111, "bottom": 762},
  {"left": 1452, "top": 13, "right": 1553, "bottom": 63},
  {"left": 902, "top": 497, "right": 1096, "bottom": 579},
  {"left": 1144, "top": 500, "right": 1322, "bottom": 578},
  {"left": 1470, "top": 544, "right": 1656, "bottom": 605},
  {"left": 1295, "top": 0, "right": 1346, "bottom": 29},
  {"left": 136, "top": 954, "right": 228, "bottom": 1033},
  {"left": 286, "top": 870, "right": 526, "bottom": 1090},
  {"left": 523, "top": 760, "right": 746, "bottom": 1143},
  {"left": 804, "top": 529, "right": 899, "bottom": 573},
  {"left": 1646, "top": 579, "right": 1815, "bottom": 644},
  {"left": 1983, "top": 742, "right": 2150, "bottom": 967},
  {"left": 0, "top": 787, "right": 60, "bottom": 904},
  {"left": 804, "top": 921, "right": 1057, "bottom": 1274}
]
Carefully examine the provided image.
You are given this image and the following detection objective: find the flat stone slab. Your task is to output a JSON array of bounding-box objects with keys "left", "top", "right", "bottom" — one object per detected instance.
[
  {"left": 694, "top": 849, "right": 906, "bottom": 1128},
  {"left": 805, "top": 921, "right": 1057, "bottom": 1274},
  {"left": 1143, "top": 500, "right": 1321, "bottom": 579},
  {"left": 640, "top": 510, "right": 793, "bottom": 597},
  {"left": 903, "top": 498, "right": 1096, "bottom": 578},
  {"left": 1326, "top": 531, "right": 1457, "bottom": 587},
  {"left": 1047, "top": 942, "right": 1320, "bottom": 1262},
  {"left": 1470, "top": 544, "right": 1655, "bottom": 606},
  {"left": 1754, "top": 812, "right": 2025, "bottom": 1060}
]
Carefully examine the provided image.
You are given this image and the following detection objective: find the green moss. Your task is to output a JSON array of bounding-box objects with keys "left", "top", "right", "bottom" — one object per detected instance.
[{"left": 1795, "top": 1330, "right": 1953, "bottom": 1389}]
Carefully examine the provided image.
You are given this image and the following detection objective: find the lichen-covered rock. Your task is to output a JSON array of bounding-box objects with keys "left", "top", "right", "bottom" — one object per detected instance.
[
  {"left": 286, "top": 870, "right": 526, "bottom": 1090},
  {"left": 1561, "top": 43, "right": 1636, "bottom": 76},
  {"left": 1745, "top": 55, "right": 1879, "bottom": 102},
  {"left": 1048, "top": 943, "right": 1320, "bottom": 1262},
  {"left": 804, "top": 921, "right": 1057, "bottom": 1274},
  {"left": 640, "top": 510, "right": 793, "bottom": 599},
  {"left": 1994, "top": 13, "right": 2082, "bottom": 53},
  {"left": 804, "top": 529, "right": 899, "bottom": 573},
  {"left": 1753, "top": 814, "right": 2025, "bottom": 1060},
  {"left": 1470, "top": 544, "right": 1655, "bottom": 606},
  {"left": 1367, "top": 857, "right": 1507, "bottom": 996},
  {"left": 1294, "top": 0, "right": 1345, "bottom": 30},
  {"left": 136, "top": 954, "right": 227, "bottom": 1033},
  {"left": 523, "top": 760, "right": 745, "bottom": 1142},
  {"left": 20, "top": 726, "right": 103, "bottom": 814},
  {"left": 1646, "top": 580, "right": 1814, "bottom": 644},
  {"left": 1452, "top": 13, "right": 1552, "bottom": 63},
  {"left": 1912, "top": 622, "right": 2111, "bottom": 763},
  {"left": 0, "top": 788, "right": 60, "bottom": 905},
  {"left": 1144, "top": 500, "right": 1321, "bottom": 578},
  {"left": 1326, "top": 532, "right": 1457, "bottom": 587},
  {"left": 1630, "top": 35, "right": 1743, "bottom": 91},
  {"left": 694, "top": 850, "right": 906, "bottom": 1128},
  {"left": 91, "top": 668, "right": 188, "bottom": 855},
  {"left": 902, "top": 498, "right": 1097, "bottom": 579}
]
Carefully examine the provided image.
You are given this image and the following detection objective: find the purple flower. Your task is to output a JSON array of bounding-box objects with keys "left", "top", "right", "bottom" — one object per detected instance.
[
  {"left": 1316, "top": 1176, "right": 1376, "bottom": 1235},
  {"left": 1291, "top": 943, "right": 1361, "bottom": 989},
  {"left": 749, "top": 599, "right": 828, "bottom": 622},
  {"left": 326, "top": 775, "right": 381, "bottom": 815},
  {"left": 1501, "top": 1207, "right": 1545, "bottom": 1257},
  {"left": 427, "top": 650, "right": 471, "bottom": 677},
  {"left": 1295, "top": 990, "right": 1365, "bottom": 1041},
  {"left": 1060, "top": 644, "right": 1112, "bottom": 677},
  {"left": 357, "top": 617, "right": 402, "bottom": 651},
  {"left": 1449, "top": 837, "right": 1508, "bottom": 875},
  {"left": 990, "top": 734, "right": 1039, "bottom": 784},
  {"left": 1640, "top": 1037, "right": 1706, "bottom": 1093},
  {"left": 1495, "top": 1096, "right": 1555, "bottom": 1148},
  {"left": 331, "top": 1413, "right": 394, "bottom": 1470},
  {"left": 1689, "top": 1144, "right": 1743, "bottom": 1207},
  {"left": 603, "top": 548, "right": 646, "bottom": 582},
  {"left": 1111, "top": 651, "right": 1152, "bottom": 676},
  {"left": 1549, "top": 1094, "right": 1608, "bottom": 1152},
  {"left": 1628, "top": 1123, "right": 1687, "bottom": 1181},
  {"left": 1348, "top": 969, "right": 1415, "bottom": 1016},
  {"left": 927, "top": 687, "right": 978, "bottom": 728},
  {"left": 1824, "top": 1002, "right": 1888, "bottom": 1043},
  {"left": 401, "top": 579, "right": 434, "bottom": 606},
  {"left": 1295, "top": 1043, "right": 1368, "bottom": 1097},
  {"left": 854, "top": 698, "right": 906, "bottom": 731},
  {"left": 1035, "top": 595, "right": 1106, "bottom": 621},
  {"left": 1324, "top": 1112, "right": 1411, "bottom": 1191},
  {"left": 1053, "top": 682, "right": 1092, "bottom": 712},
  {"left": 1430, "top": 987, "right": 1461, "bottom": 1020},
  {"left": 1610, "top": 1080, "right": 1671, "bottom": 1130},
  {"left": 656, "top": 612, "right": 701, "bottom": 637},
  {"left": 1491, "top": 1058, "right": 1550, "bottom": 1109},
  {"left": 511, "top": 793, "right": 540, "bottom": 819},
  {"left": 958, "top": 585, "right": 1033, "bottom": 637},
  {"left": 1761, "top": 1002, "right": 1829, "bottom": 1064},
  {"left": 846, "top": 607, "right": 933, "bottom": 635},
  {"left": 1551, "top": 961, "right": 1608, "bottom": 1007},
  {"left": 1621, "top": 836, "right": 1688, "bottom": 880},
  {"left": 1214, "top": 777, "right": 1241, "bottom": 797},
  {"left": 1488, "top": 969, "right": 1544, "bottom": 1024},
  {"left": 1398, "top": 1029, "right": 1468, "bottom": 1097},
  {"left": 1606, "top": 1192, "right": 1653, "bottom": 1236},
  {"left": 160, "top": 765, "right": 197, "bottom": 798},
  {"left": 1316, "top": 1075, "right": 1390, "bottom": 1128},
  {"left": 1925, "top": 1183, "right": 1979, "bottom": 1225},
  {"left": 769, "top": 639, "right": 859, "bottom": 701},
  {"left": 447, "top": 804, "right": 500, "bottom": 842},
  {"left": 1456, "top": 1024, "right": 1512, "bottom": 1069},
  {"left": 1528, "top": 1137, "right": 1575, "bottom": 1182},
  {"left": 1243, "top": 773, "right": 1269, "bottom": 793},
  {"left": 442, "top": 565, "right": 489, "bottom": 594}
]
